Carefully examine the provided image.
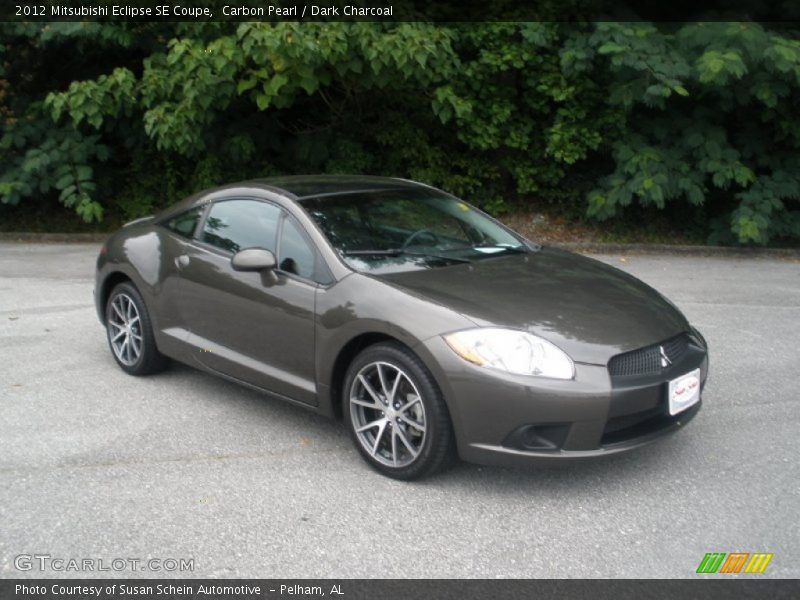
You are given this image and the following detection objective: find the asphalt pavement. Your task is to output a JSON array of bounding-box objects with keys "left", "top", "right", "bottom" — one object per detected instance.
[{"left": 1, "top": 242, "right": 798, "bottom": 578}]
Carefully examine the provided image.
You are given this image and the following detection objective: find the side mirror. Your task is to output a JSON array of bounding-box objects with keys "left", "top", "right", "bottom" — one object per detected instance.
[{"left": 231, "top": 248, "right": 276, "bottom": 272}]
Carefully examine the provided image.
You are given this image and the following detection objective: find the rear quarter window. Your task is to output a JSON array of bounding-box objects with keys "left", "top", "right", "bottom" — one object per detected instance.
[{"left": 164, "top": 206, "right": 204, "bottom": 239}]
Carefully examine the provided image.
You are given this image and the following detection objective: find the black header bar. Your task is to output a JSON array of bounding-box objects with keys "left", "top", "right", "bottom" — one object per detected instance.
[{"left": 3, "top": 0, "right": 800, "bottom": 23}]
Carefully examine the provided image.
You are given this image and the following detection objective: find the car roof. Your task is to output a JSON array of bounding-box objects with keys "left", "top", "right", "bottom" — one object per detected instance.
[
  {"left": 247, "top": 174, "right": 434, "bottom": 200},
  {"left": 157, "top": 175, "right": 440, "bottom": 221}
]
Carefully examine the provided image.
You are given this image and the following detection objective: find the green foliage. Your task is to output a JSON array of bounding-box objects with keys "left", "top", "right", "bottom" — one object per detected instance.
[
  {"left": 46, "top": 68, "right": 137, "bottom": 130},
  {"left": 1, "top": 20, "right": 799, "bottom": 244},
  {"left": 0, "top": 115, "right": 107, "bottom": 222},
  {"left": 575, "top": 22, "right": 800, "bottom": 244}
]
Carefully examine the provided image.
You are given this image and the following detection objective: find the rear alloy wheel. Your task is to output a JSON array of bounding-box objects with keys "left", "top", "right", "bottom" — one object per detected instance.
[
  {"left": 345, "top": 343, "right": 455, "bottom": 479},
  {"left": 105, "top": 282, "right": 169, "bottom": 375}
]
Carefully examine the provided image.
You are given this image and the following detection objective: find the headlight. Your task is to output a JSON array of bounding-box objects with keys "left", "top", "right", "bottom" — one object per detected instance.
[{"left": 443, "top": 328, "right": 574, "bottom": 379}]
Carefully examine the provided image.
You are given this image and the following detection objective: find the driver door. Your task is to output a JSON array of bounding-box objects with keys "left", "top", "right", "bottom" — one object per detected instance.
[{"left": 175, "top": 198, "right": 318, "bottom": 406}]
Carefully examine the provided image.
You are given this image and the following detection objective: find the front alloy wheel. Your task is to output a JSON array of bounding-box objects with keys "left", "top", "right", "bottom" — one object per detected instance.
[
  {"left": 345, "top": 342, "right": 455, "bottom": 479},
  {"left": 350, "top": 361, "right": 427, "bottom": 468}
]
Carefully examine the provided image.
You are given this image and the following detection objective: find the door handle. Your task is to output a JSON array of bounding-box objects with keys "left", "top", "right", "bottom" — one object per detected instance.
[{"left": 175, "top": 255, "right": 190, "bottom": 269}]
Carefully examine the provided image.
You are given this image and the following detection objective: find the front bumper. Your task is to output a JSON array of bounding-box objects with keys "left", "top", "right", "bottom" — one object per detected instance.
[{"left": 416, "top": 334, "right": 708, "bottom": 467}]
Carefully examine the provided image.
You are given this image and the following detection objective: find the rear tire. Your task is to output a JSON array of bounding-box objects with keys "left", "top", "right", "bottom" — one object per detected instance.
[
  {"left": 105, "top": 282, "right": 169, "bottom": 376},
  {"left": 344, "top": 342, "right": 456, "bottom": 480}
]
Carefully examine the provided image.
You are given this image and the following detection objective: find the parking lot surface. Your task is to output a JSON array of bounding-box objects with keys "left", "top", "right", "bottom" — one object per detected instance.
[{"left": 1, "top": 242, "right": 798, "bottom": 578}]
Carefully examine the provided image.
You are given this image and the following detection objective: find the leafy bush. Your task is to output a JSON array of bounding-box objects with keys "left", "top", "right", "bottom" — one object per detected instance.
[
  {"left": 1, "top": 20, "right": 798, "bottom": 244},
  {"left": 571, "top": 22, "right": 800, "bottom": 244}
]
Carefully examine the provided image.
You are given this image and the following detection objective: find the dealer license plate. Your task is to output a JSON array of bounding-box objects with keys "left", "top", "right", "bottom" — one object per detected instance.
[{"left": 668, "top": 368, "right": 701, "bottom": 416}]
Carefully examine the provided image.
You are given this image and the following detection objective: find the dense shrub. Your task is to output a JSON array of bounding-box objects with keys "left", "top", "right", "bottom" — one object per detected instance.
[{"left": 1, "top": 21, "right": 799, "bottom": 244}]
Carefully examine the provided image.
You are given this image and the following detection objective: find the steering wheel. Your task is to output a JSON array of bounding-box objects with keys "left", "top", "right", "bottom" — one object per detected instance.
[{"left": 401, "top": 229, "right": 441, "bottom": 249}]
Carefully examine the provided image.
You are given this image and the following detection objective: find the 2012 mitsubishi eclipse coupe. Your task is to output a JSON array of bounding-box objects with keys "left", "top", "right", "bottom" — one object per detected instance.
[{"left": 95, "top": 175, "right": 709, "bottom": 479}]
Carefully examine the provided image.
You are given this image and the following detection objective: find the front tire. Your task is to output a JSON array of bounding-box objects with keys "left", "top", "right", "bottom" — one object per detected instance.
[
  {"left": 344, "top": 342, "right": 455, "bottom": 480},
  {"left": 105, "top": 282, "right": 169, "bottom": 376}
]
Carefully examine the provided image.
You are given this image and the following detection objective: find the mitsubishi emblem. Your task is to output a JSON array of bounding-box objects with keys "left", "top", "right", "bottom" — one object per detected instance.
[{"left": 659, "top": 345, "right": 672, "bottom": 368}]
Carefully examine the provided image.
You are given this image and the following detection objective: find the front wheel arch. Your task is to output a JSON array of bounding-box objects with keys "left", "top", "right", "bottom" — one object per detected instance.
[
  {"left": 327, "top": 332, "right": 460, "bottom": 432},
  {"left": 328, "top": 332, "right": 400, "bottom": 419}
]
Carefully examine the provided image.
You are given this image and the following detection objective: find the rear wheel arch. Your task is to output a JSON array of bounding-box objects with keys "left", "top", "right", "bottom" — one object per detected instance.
[{"left": 99, "top": 271, "right": 132, "bottom": 317}]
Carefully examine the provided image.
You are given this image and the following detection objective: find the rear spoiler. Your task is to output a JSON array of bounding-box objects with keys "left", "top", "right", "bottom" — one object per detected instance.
[{"left": 123, "top": 215, "right": 155, "bottom": 228}]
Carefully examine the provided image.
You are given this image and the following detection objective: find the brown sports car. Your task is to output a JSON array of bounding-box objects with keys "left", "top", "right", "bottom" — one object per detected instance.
[{"left": 95, "top": 175, "right": 709, "bottom": 479}]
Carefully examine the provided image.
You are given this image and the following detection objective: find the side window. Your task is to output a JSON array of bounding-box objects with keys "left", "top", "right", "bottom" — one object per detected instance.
[
  {"left": 201, "top": 200, "right": 280, "bottom": 254},
  {"left": 278, "top": 217, "right": 316, "bottom": 280},
  {"left": 165, "top": 206, "right": 204, "bottom": 239}
]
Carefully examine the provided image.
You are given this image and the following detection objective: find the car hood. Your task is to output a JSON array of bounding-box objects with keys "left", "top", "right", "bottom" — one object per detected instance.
[{"left": 376, "top": 248, "right": 690, "bottom": 365}]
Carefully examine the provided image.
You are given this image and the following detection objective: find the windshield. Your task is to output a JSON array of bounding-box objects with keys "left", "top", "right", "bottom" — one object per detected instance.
[{"left": 299, "top": 188, "right": 528, "bottom": 273}]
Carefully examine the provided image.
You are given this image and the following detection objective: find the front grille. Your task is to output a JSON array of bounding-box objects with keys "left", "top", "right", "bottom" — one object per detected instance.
[{"left": 608, "top": 333, "right": 690, "bottom": 377}]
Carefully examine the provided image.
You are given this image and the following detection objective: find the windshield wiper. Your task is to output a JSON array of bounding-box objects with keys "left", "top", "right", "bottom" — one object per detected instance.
[
  {"left": 471, "top": 244, "right": 530, "bottom": 255},
  {"left": 342, "top": 249, "right": 471, "bottom": 264}
]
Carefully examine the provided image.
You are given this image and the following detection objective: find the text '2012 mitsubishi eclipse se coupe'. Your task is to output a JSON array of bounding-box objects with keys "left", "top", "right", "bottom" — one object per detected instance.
[{"left": 95, "top": 175, "right": 709, "bottom": 479}]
